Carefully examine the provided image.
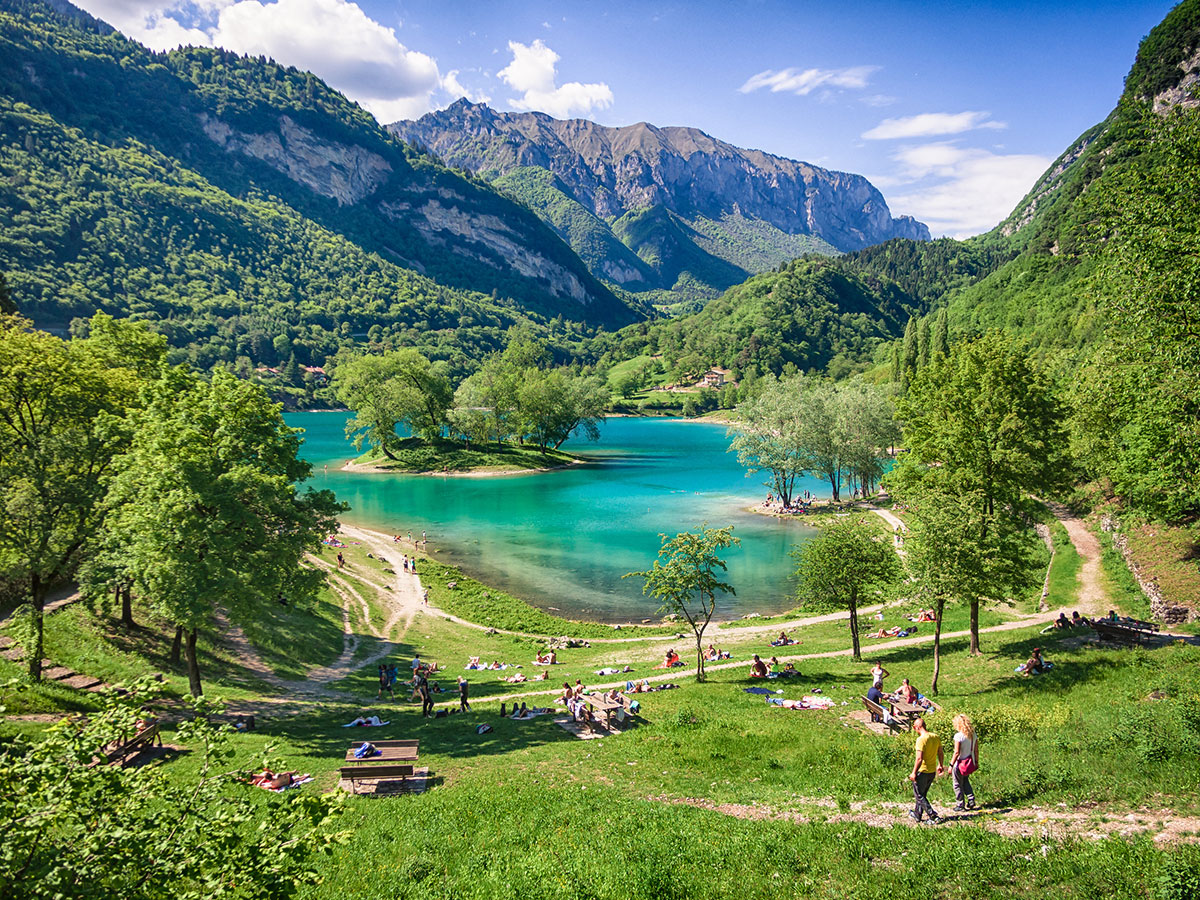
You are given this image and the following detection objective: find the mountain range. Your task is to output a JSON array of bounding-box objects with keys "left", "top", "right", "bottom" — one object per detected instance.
[{"left": 392, "top": 102, "right": 929, "bottom": 311}]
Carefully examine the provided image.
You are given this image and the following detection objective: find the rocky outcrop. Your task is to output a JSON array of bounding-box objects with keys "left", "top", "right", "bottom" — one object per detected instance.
[
  {"left": 199, "top": 113, "right": 392, "bottom": 206},
  {"left": 391, "top": 101, "right": 929, "bottom": 253},
  {"left": 1153, "top": 48, "right": 1200, "bottom": 113}
]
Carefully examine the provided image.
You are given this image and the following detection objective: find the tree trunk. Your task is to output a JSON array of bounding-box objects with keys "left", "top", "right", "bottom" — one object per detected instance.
[
  {"left": 120, "top": 583, "right": 135, "bottom": 631},
  {"left": 28, "top": 573, "right": 46, "bottom": 682},
  {"left": 184, "top": 627, "right": 203, "bottom": 696},
  {"left": 169, "top": 624, "right": 183, "bottom": 665},
  {"left": 849, "top": 593, "right": 861, "bottom": 661},
  {"left": 931, "top": 599, "right": 945, "bottom": 695},
  {"left": 381, "top": 445, "right": 398, "bottom": 460},
  {"left": 695, "top": 632, "right": 706, "bottom": 683},
  {"left": 969, "top": 599, "right": 980, "bottom": 656}
]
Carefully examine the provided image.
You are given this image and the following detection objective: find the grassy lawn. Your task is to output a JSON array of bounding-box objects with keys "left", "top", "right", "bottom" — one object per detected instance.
[
  {"left": 4, "top": 517, "right": 1199, "bottom": 899},
  {"left": 355, "top": 437, "right": 586, "bottom": 474}
]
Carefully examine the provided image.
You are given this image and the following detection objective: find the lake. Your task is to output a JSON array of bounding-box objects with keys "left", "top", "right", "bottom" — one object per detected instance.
[{"left": 286, "top": 412, "right": 832, "bottom": 622}]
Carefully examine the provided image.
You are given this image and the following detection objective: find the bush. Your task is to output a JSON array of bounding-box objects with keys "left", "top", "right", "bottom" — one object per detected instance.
[{"left": 971, "top": 702, "right": 1072, "bottom": 739}]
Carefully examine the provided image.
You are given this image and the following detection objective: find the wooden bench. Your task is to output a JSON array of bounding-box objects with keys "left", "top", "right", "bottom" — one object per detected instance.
[
  {"left": 581, "top": 694, "right": 623, "bottom": 729},
  {"left": 339, "top": 763, "right": 414, "bottom": 794},
  {"left": 344, "top": 744, "right": 419, "bottom": 762},
  {"left": 1094, "top": 620, "right": 1153, "bottom": 647},
  {"left": 99, "top": 723, "right": 162, "bottom": 766},
  {"left": 862, "top": 696, "right": 904, "bottom": 733}
]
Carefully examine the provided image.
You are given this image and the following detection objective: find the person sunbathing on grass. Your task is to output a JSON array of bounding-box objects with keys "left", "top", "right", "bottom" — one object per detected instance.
[
  {"left": 502, "top": 672, "right": 527, "bottom": 683},
  {"left": 249, "top": 769, "right": 303, "bottom": 789}
]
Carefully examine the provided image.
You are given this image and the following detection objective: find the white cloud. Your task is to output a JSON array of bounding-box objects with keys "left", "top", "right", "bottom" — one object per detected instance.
[
  {"left": 884, "top": 142, "right": 1051, "bottom": 238},
  {"left": 75, "top": 0, "right": 443, "bottom": 121},
  {"left": 498, "top": 39, "right": 612, "bottom": 118},
  {"left": 739, "top": 65, "right": 878, "bottom": 96},
  {"left": 862, "top": 111, "right": 1005, "bottom": 140}
]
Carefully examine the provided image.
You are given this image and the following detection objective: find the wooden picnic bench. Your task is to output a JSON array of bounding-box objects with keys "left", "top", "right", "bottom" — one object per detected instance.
[
  {"left": 339, "top": 764, "right": 415, "bottom": 794},
  {"left": 344, "top": 744, "right": 419, "bottom": 762},
  {"left": 887, "top": 699, "right": 926, "bottom": 730},
  {"left": 1094, "top": 620, "right": 1155, "bottom": 647},
  {"left": 862, "top": 696, "right": 904, "bottom": 733},
  {"left": 581, "top": 694, "right": 624, "bottom": 729},
  {"left": 98, "top": 723, "right": 162, "bottom": 766}
]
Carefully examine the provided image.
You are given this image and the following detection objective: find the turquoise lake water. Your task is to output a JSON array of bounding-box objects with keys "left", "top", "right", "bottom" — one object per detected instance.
[{"left": 286, "top": 413, "right": 833, "bottom": 622}]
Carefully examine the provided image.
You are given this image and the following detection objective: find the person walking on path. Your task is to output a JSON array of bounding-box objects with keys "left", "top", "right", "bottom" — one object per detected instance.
[
  {"left": 908, "top": 717, "right": 945, "bottom": 824},
  {"left": 457, "top": 675, "right": 470, "bottom": 712},
  {"left": 949, "top": 714, "right": 979, "bottom": 811}
]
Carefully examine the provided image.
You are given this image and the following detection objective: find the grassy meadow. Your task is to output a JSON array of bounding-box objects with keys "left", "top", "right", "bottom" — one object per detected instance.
[{"left": 3, "top": 522, "right": 1199, "bottom": 900}]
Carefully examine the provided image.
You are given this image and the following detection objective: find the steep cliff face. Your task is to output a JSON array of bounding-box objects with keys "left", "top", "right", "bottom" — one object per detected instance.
[
  {"left": 0, "top": 1, "right": 642, "bottom": 330},
  {"left": 391, "top": 102, "right": 927, "bottom": 305}
]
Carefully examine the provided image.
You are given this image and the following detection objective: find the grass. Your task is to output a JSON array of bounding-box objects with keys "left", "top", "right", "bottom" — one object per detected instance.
[
  {"left": 1042, "top": 521, "right": 1083, "bottom": 610},
  {"left": 5, "top": 519, "right": 1200, "bottom": 899},
  {"left": 354, "top": 437, "right": 585, "bottom": 475},
  {"left": 1097, "top": 526, "right": 1156, "bottom": 620},
  {"left": 236, "top": 579, "right": 348, "bottom": 680}
]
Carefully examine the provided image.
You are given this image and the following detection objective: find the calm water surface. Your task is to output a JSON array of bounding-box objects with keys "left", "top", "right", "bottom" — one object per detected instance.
[{"left": 287, "top": 413, "right": 833, "bottom": 621}]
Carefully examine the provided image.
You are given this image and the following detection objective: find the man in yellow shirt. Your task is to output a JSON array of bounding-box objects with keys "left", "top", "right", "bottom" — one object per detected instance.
[{"left": 908, "top": 717, "right": 945, "bottom": 824}]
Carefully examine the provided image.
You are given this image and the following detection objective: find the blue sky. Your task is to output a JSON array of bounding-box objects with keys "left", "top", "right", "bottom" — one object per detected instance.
[{"left": 74, "top": 0, "right": 1176, "bottom": 236}]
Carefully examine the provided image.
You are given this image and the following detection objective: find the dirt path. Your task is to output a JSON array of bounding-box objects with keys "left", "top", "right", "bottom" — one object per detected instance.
[
  {"left": 1043, "top": 501, "right": 1108, "bottom": 614},
  {"left": 432, "top": 606, "right": 1069, "bottom": 708},
  {"left": 652, "top": 795, "right": 1200, "bottom": 844},
  {"left": 860, "top": 504, "right": 907, "bottom": 556}
]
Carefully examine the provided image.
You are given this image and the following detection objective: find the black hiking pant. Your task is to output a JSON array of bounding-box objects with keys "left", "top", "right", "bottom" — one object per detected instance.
[
  {"left": 912, "top": 772, "right": 938, "bottom": 820},
  {"left": 420, "top": 690, "right": 433, "bottom": 717}
]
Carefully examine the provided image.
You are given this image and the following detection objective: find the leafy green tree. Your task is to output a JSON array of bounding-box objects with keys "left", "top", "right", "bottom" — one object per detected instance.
[
  {"left": 625, "top": 525, "right": 740, "bottom": 682},
  {"left": 101, "top": 369, "right": 343, "bottom": 695},
  {"left": 727, "top": 376, "right": 810, "bottom": 507},
  {"left": 792, "top": 517, "right": 899, "bottom": 660},
  {"left": 893, "top": 332, "right": 1065, "bottom": 654},
  {"left": 334, "top": 349, "right": 453, "bottom": 456},
  {"left": 0, "top": 679, "right": 344, "bottom": 898},
  {"left": 0, "top": 272, "right": 14, "bottom": 315},
  {"left": 932, "top": 308, "right": 950, "bottom": 360},
  {"left": 516, "top": 371, "right": 607, "bottom": 452},
  {"left": 0, "top": 316, "right": 130, "bottom": 681},
  {"left": 901, "top": 316, "right": 919, "bottom": 387},
  {"left": 901, "top": 485, "right": 1023, "bottom": 695},
  {"left": 917, "top": 316, "right": 931, "bottom": 370}
]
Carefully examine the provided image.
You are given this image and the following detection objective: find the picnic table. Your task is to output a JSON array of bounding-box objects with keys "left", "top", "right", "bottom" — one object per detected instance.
[
  {"left": 340, "top": 740, "right": 420, "bottom": 793},
  {"left": 887, "top": 699, "right": 925, "bottom": 729},
  {"left": 581, "top": 693, "right": 624, "bottom": 728},
  {"left": 344, "top": 744, "right": 419, "bottom": 762}
]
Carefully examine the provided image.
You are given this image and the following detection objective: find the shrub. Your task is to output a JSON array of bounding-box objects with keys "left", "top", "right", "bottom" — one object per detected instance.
[{"left": 1158, "top": 846, "right": 1200, "bottom": 900}]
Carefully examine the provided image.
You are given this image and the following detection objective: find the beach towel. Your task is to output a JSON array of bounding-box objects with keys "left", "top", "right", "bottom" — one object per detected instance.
[
  {"left": 259, "top": 775, "right": 313, "bottom": 792},
  {"left": 342, "top": 717, "right": 390, "bottom": 727},
  {"left": 744, "top": 687, "right": 780, "bottom": 695},
  {"left": 353, "top": 742, "right": 380, "bottom": 759}
]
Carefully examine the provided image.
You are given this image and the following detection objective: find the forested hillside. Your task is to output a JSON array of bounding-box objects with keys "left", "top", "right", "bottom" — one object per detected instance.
[{"left": 0, "top": 0, "right": 640, "bottom": 374}]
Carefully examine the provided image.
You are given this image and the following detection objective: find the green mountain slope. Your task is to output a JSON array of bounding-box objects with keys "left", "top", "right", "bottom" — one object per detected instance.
[{"left": 0, "top": 0, "right": 640, "bottom": 369}]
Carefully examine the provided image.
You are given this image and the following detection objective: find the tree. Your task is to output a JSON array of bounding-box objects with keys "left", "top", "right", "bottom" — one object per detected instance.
[
  {"left": 792, "top": 517, "right": 899, "bottom": 661},
  {"left": 727, "top": 376, "right": 810, "bottom": 508},
  {"left": 0, "top": 679, "right": 344, "bottom": 898},
  {"left": 102, "top": 369, "right": 343, "bottom": 695},
  {"left": 0, "top": 272, "right": 15, "bottom": 315},
  {"left": 917, "top": 316, "right": 932, "bottom": 370},
  {"left": 334, "top": 348, "right": 453, "bottom": 457},
  {"left": 932, "top": 308, "right": 950, "bottom": 360},
  {"left": 901, "top": 316, "right": 918, "bottom": 388},
  {"left": 901, "top": 485, "right": 1022, "bottom": 695},
  {"left": 625, "top": 526, "right": 739, "bottom": 682},
  {"left": 894, "top": 332, "right": 1065, "bottom": 654},
  {"left": 516, "top": 371, "right": 607, "bottom": 452},
  {"left": 0, "top": 316, "right": 130, "bottom": 681}
]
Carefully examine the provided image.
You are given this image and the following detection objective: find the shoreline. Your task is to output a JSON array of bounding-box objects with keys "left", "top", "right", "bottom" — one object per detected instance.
[
  {"left": 340, "top": 521, "right": 798, "bottom": 630},
  {"left": 339, "top": 456, "right": 593, "bottom": 478}
]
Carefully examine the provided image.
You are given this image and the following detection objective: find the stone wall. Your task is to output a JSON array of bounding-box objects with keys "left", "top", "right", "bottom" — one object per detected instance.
[{"left": 1100, "top": 516, "right": 1195, "bottom": 624}]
